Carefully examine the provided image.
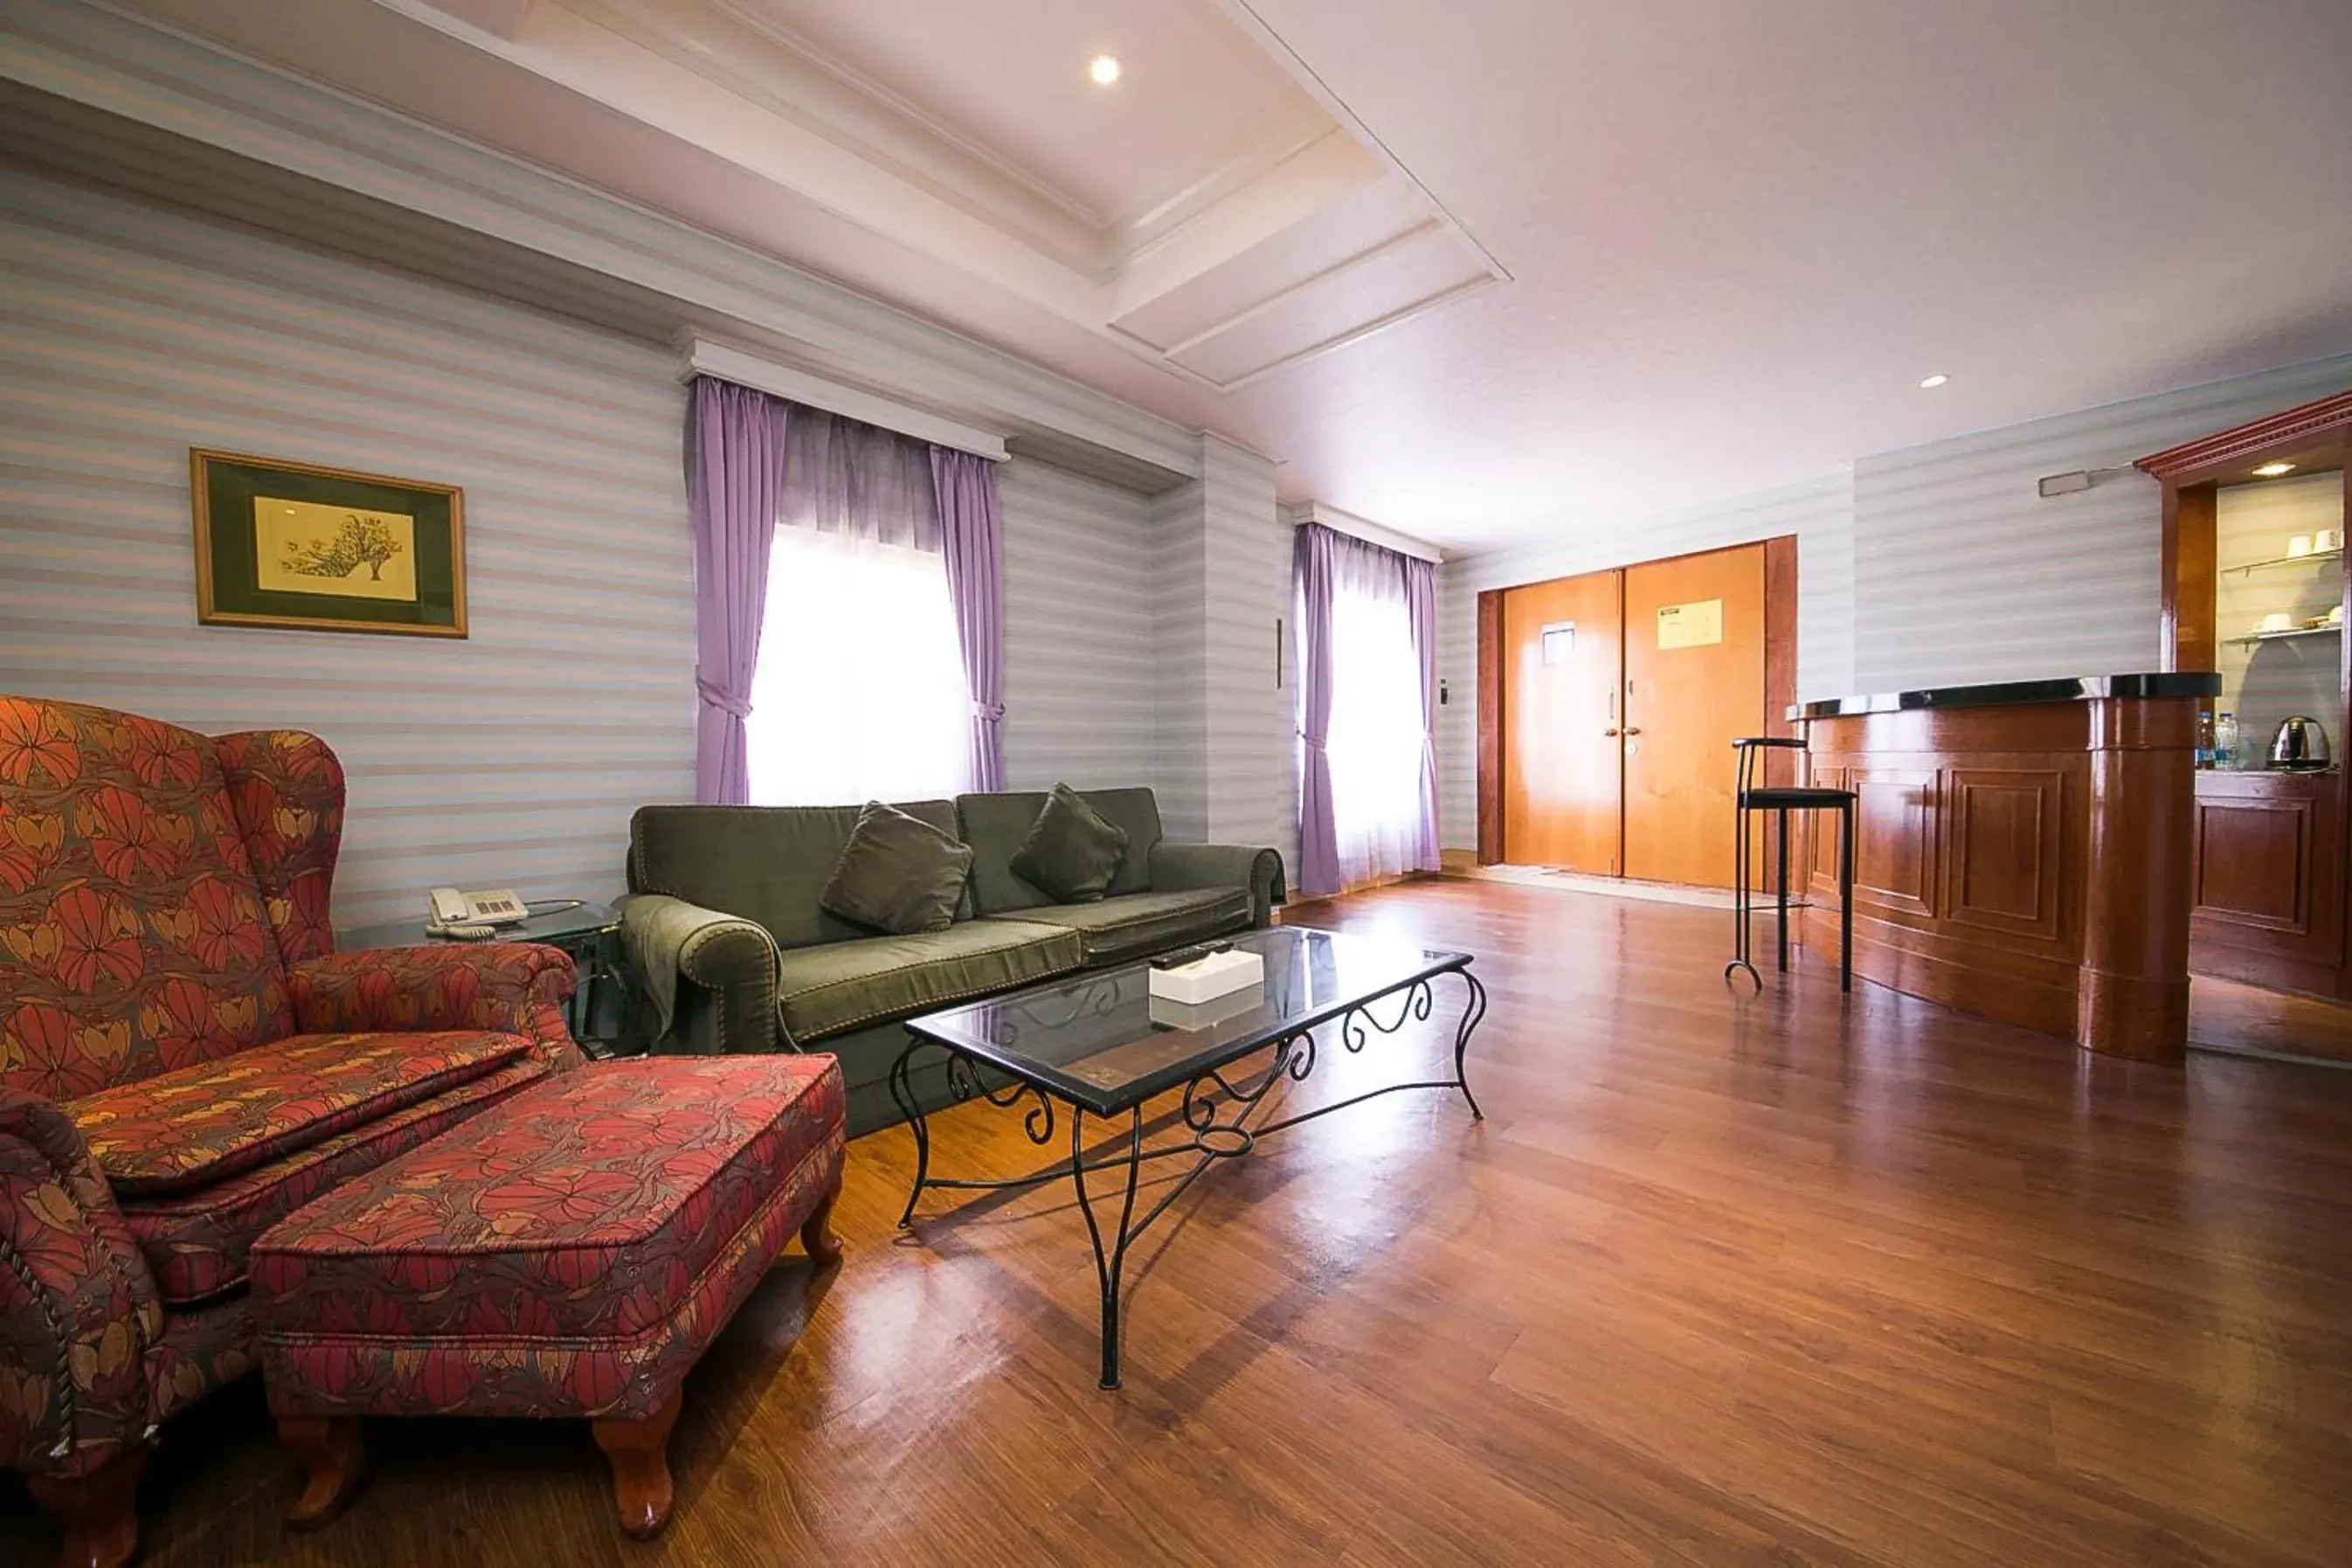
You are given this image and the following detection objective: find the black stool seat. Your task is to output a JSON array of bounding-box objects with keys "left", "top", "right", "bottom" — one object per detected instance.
[
  {"left": 1741, "top": 786, "right": 1855, "bottom": 810},
  {"left": 1726, "top": 737, "right": 1854, "bottom": 992}
]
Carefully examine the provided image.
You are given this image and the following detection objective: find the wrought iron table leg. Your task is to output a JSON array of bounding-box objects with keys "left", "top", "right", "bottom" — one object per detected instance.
[
  {"left": 1069, "top": 1104, "right": 1145, "bottom": 1389},
  {"left": 1453, "top": 968, "right": 1488, "bottom": 1119},
  {"left": 889, "top": 1039, "right": 930, "bottom": 1228}
]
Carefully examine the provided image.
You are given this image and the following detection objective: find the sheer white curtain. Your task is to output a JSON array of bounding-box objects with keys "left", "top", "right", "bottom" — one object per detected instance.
[
  {"left": 1316, "top": 535, "right": 1429, "bottom": 888},
  {"left": 744, "top": 407, "right": 972, "bottom": 805}
]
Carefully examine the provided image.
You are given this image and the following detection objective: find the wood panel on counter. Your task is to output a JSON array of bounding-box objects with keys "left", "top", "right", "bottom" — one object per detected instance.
[
  {"left": 2188, "top": 768, "right": 2344, "bottom": 991},
  {"left": 1801, "top": 696, "right": 2199, "bottom": 1063}
]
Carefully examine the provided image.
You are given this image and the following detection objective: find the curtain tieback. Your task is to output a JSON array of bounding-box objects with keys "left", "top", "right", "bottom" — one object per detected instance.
[
  {"left": 972, "top": 701, "right": 1007, "bottom": 722},
  {"left": 695, "top": 678, "right": 752, "bottom": 719},
  {"left": 1297, "top": 732, "right": 1329, "bottom": 752}
]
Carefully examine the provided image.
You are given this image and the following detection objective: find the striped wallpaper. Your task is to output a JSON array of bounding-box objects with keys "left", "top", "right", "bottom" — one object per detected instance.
[
  {"left": 1148, "top": 476, "right": 1211, "bottom": 841},
  {"left": 0, "top": 166, "right": 1242, "bottom": 930},
  {"left": 1198, "top": 437, "right": 1294, "bottom": 870},
  {"left": 1851, "top": 354, "right": 2352, "bottom": 690},
  {"left": 0, "top": 166, "right": 695, "bottom": 928},
  {"left": 998, "top": 456, "right": 1159, "bottom": 791}
]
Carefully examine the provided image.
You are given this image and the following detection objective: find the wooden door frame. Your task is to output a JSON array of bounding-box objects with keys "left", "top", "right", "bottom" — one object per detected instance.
[{"left": 1477, "top": 535, "right": 1798, "bottom": 866}]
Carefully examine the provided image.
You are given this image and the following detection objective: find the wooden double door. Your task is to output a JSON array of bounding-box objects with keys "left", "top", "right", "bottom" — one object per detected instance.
[{"left": 1498, "top": 542, "right": 1770, "bottom": 888}]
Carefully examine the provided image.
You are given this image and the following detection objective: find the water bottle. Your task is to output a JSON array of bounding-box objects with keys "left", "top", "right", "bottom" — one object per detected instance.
[
  {"left": 2214, "top": 710, "right": 2240, "bottom": 770},
  {"left": 2195, "top": 709, "right": 2216, "bottom": 770}
]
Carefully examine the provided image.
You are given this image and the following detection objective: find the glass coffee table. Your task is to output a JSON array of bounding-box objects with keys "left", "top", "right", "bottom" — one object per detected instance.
[{"left": 890, "top": 925, "right": 1486, "bottom": 1388}]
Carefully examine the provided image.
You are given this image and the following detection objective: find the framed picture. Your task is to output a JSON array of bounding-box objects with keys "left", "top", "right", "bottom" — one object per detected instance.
[{"left": 190, "top": 449, "right": 467, "bottom": 637}]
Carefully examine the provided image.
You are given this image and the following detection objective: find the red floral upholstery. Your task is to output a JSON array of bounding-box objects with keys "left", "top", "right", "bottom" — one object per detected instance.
[
  {"left": 69, "top": 1031, "right": 536, "bottom": 1196},
  {"left": 0, "top": 695, "right": 584, "bottom": 1491},
  {"left": 119, "top": 1057, "right": 556, "bottom": 1306},
  {"left": 255, "top": 1057, "right": 845, "bottom": 1423},
  {"left": 0, "top": 1088, "right": 166, "bottom": 1476},
  {"left": 288, "top": 942, "right": 578, "bottom": 1053},
  {"left": 2, "top": 698, "right": 292, "bottom": 1102},
  {"left": 146, "top": 1291, "right": 256, "bottom": 1427},
  {"left": 214, "top": 729, "right": 344, "bottom": 970}
]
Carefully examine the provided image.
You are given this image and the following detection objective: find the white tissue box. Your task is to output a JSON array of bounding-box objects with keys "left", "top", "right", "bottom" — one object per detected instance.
[{"left": 1146, "top": 947, "right": 1263, "bottom": 1005}]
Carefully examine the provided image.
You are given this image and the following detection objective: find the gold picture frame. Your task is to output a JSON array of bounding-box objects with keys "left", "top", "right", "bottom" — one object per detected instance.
[{"left": 191, "top": 449, "right": 468, "bottom": 638}]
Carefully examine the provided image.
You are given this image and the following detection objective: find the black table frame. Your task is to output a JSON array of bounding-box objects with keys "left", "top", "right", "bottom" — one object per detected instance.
[{"left": 889, "top": 956, "right": 1486, "bottom": 1389}]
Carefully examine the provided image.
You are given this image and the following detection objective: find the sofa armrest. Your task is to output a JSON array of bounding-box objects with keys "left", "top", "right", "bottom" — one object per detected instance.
[
  {"left": 1150, "top": 843, "right": 1288, "bottom": 927},
  {"left": 288, "top": 943, "right": 580, "bottom": 1065},
  {"left": 617, "top": 894, "right": 781, "bottom": 1054},
  {"left": 0, "top": 1088, "right": 165, "bottom": 1476}
]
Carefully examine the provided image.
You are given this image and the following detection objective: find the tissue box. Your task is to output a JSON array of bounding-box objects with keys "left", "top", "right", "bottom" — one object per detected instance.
[{"left": 1146, "top": 947, "right": 1264, "bottom": 1005}]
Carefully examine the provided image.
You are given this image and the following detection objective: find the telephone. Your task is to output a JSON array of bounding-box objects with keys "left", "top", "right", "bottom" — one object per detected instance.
[{"left": 425, "top": 887, "right": 529, "bottom": 938}]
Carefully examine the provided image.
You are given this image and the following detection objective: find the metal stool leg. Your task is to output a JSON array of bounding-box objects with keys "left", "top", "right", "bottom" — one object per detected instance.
[
  {"left": 1725, "top": 803, "right": 1761, "bottom": 990},
  {"left": 1838, "top": 800, "right": 1855, "bottom": 992},
  {"left": 1774, "top": 809, "right": 1790, "bottom": 972}
]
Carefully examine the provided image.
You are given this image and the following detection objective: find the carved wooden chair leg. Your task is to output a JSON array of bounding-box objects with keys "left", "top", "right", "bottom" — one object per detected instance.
[
  {"left": 799, "top": 1175, "right": 845, "bottom": 1266},
  {"left": 279, "top": 1417, "right": 367, "bottom": 1530},
  {"left": 591, "top": 1392, "right": 682, "bottom": 1539},
  {"left": 25, "top": 1441, "right": 149, "bottom": 1568}
]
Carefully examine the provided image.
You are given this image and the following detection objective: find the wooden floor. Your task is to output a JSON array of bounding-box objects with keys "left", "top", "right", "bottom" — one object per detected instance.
[{"left": 7, "top": 879, "right": 2351, "bottom": 1566}]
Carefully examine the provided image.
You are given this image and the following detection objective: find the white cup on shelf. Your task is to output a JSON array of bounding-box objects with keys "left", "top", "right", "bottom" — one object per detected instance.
[
  {"left": 2287, "top": 535, "right": 2315, "bottom": 557},
  {"left": 2259, "top": 611, "right": 2295, "bottom": 634},
  {"left": 2319, "top": 528, "right": 2343, "bottom": 553}
]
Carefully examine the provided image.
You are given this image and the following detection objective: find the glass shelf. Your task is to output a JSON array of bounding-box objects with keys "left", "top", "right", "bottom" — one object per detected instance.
[
  {"left": 2223, "top": 547, "right": 2342, "bottom": 576},
  {"left": 2224, "top": 625, "right": 2342, "bottom": 646}
]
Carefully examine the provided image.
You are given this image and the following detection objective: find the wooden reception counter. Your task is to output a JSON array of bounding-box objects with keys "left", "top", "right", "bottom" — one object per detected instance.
[{"left": 1795, "top": 673, "right": 2220, "bottom": 1063}]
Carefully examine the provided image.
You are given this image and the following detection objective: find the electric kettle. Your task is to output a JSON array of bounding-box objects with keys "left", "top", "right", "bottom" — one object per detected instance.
[{"left": 2269, "top": 715, "right": 2332, "bottom": 770}]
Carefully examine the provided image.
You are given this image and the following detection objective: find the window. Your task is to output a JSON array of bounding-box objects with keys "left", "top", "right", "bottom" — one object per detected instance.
[
  {"left": 1300, "top": 532, "right": 1432, "bottom": 888},
  {"left": 744, "top": 525, "right": 971, "bottom": 805}
]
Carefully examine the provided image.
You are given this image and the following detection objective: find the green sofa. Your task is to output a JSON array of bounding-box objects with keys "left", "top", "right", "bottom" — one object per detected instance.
[{"left": 617, "top": 788, "right": 1285, "bottom": 1135}]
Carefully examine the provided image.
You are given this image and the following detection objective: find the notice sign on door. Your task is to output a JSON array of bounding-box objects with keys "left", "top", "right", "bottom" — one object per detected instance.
[{"left": 1656, "top": 598, "right": 1724, "bottom": 650}]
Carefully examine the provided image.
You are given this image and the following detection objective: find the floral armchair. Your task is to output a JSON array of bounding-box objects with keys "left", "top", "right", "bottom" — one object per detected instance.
[{"left": 0, "top": 697, "right": 582, "bottom": 1568}]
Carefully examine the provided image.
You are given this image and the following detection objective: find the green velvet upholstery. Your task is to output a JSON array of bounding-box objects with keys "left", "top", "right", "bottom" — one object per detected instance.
[
  {"left": 820, "top": 802, "right": 974, "bottom": 935},
  {"left": 1008, "top": 783, "right": 1130, "bottom": 903},
  {"left": 619, "top": 788, "right": 1276, "bottom": 1134},
  {"left": 991, "top": 888, "right": 1251, "bottom": 965},
  {"left": 958, "top": 788, "right": 1162, "bottom": 914},
  {"left": 773, "top": 920, "right": 1083, "bottom": 1043},
  {"left": 1148, "top": 842, "right": 1289, "bottom": 929},
  {"left": 629, "top": 800, "right": 961, "bottom": 950}
]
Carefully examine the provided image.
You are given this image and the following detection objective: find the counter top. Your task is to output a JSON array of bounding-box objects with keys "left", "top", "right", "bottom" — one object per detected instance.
[{"left": 1794, "top": 672, "right": 2221, "bottom": 721}]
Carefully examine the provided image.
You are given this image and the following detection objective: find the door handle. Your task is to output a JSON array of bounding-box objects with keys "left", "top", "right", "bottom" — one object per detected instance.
[
  {"left": 1603, "top": 727, "right": 1621, "bottom": 737},
  {"left": 1622, "top": 726, "right": 1643, "bottom": 736}
]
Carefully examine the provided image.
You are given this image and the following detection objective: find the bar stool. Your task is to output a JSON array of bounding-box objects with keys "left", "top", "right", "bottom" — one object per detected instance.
[{"left": 1725, "top": 736, "right": 1854, "bottom": 991}]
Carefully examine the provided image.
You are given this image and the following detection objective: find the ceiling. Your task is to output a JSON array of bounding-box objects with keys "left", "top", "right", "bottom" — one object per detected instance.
[{"left": 100, "top": 0, "right": 2352, "bottom": 551}]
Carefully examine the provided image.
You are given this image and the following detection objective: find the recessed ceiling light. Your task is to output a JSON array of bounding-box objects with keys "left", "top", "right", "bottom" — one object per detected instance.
[
  {"left": 1918, "top": 373, "right": 1949, "bottom": 390},
  {"left": 1089, "top": 54, "right": 1122, "bottom": 86},
  {"left": 2253, "top": 461, "right": 2297, "bottom": 478}
]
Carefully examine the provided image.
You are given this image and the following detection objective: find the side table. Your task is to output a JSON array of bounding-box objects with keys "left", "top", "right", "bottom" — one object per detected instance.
[{"left": 337, "top": 901, "right": 643, "bottom": 1059}]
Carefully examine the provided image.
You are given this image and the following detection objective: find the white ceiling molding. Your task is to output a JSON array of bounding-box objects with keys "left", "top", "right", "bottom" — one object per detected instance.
[
  {"left": 214, "top": 0, "right": 1498, "bottom": 392},
  {"left": 401, "top": 0, "right": 536, "bottom": 41},
  {"left": 1286, "top": 501, "right": 1444, "bottom": 563},
  {"left": 679, "top": 335, "right": 1009, "bottom": 460},
  {"left": 1210, "top": 0, "right": 1511, "bottom": 287},
  {"left": 3, "top": 0, "right": 1200, "bottom": 477}
]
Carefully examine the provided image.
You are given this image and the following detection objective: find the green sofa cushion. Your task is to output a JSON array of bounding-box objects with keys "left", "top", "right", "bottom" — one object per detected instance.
[
  {"left": 629, "top": 801, "right": 962, "bottom": 950},
  {"left": 958, "top": 788, "right": 1162, "bottom": 915},
  {"left": 1007, "top": 783, "right": 1129, "bottom": 903},
  {"left": 771, "top": 919, "right": 1083, "bottom": 1042},
  {"left": 989, "top": 887, "right": 1253, "bottom": 965},
  {"left": 820, "top": 802, "right": 973, "bottom": 936}
]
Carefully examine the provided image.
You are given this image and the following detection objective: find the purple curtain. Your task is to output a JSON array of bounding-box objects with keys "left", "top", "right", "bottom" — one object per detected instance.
[
  {"left": 1403, "top": 553, "right": 1442, "bottom": 872},
  {"left": 688, "top": 376, "right": 787, "bottom": 804},
  {"left": 1294, "top": 523, "right": 1342, "bottom": 896},
  {"left": 930, "top": 446, "right": 1006, "bottom": 791}
]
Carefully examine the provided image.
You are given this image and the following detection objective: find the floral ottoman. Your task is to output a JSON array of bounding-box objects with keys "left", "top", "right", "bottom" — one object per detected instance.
[{"left": 249, "top": 1054, "right": 846, "bottom": 1538}]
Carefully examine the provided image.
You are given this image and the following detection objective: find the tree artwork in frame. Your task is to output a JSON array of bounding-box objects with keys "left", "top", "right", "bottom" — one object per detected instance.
[{"left": 190, "top": 449, "right": 467, "bottom": 637}]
